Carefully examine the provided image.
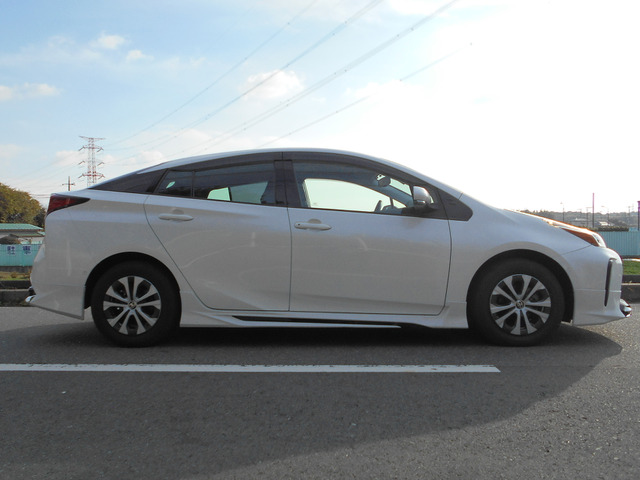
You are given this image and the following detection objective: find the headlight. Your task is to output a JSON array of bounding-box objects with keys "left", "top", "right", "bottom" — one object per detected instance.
[{"left": 543, "top": 219, "right": 606, "bottom": 247}]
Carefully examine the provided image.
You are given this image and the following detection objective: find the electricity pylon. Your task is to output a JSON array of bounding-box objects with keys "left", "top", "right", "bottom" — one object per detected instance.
[{"left": 79, "top": 136, "right": 105, "bottom": 186}]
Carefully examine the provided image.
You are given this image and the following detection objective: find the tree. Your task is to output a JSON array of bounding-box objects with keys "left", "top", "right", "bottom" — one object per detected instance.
[{"left": 0, "top": 183, "right": 45, "bottom": 227}]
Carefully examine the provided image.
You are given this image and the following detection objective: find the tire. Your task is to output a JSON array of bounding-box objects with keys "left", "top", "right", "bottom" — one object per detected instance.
[
  {"left": 468, "top": 259, "right": 564, "bottom": 346},
  {"left": 90, "top": 261, "right": 180, "bottom": 347}
]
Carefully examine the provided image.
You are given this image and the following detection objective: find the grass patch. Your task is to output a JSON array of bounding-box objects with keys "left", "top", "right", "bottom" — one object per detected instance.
[
  {"left": 623, "top": 259, "right": 640, "bottom": 275},
  {"left": 0, "top": 271, "right": 30, "bottom": 281}
]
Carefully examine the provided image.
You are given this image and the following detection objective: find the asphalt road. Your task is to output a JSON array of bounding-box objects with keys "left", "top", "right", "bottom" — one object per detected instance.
[{"left": 1, "top": 307, "right": 639, "bottom": 480}]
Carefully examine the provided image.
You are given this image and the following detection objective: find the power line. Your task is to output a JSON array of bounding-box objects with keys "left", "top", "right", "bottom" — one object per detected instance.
[
  {"left": 168, "top": 0, "right": 460, "bottom": 157},
  {"left": 259, "top": 45, "right": 470, "bottom": 147},
  {"left": 108, "top": 0, "right": 386, "bottom": 155},
  {"left": 105, "top": 0, "right": 323, "bottom": 150},
  {"left": 7, "top": 0, "right": 458, "bottom": 196}
]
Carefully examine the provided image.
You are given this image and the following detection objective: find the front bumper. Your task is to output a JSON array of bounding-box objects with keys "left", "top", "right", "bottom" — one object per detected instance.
[{"left": 620, "top": 298, "right": 632, "bottom": 317}]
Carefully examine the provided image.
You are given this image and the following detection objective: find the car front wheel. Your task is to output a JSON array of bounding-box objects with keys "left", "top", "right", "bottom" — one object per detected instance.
[
  {"left": 468, "top": 259, "right": 565, "bottom": 346},
  {"left": 90, "top": 261, "right": 180, "bottom": 347}
]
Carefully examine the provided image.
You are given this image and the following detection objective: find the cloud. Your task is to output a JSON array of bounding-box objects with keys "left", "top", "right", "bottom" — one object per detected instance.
[
  {"left": 243, "top": 70, "right": 304, "bottom": 101},
  {"left": 0, "top": 83, "right": 61, "bottom": 102},
  {"left": 126, "top": 49, "right": 154, "bottom": 62},
  {"left": 54, "top": 150, "right": 84, "bottom": 167},
  {"left": 92, "top": 33, "right": 126, "bottom": 50},
  {"left": 0, "top": 85, "right": 12, "bottom": 102},
  {"left": 0, "top": 144, "right": 23, "bottom": 160}
]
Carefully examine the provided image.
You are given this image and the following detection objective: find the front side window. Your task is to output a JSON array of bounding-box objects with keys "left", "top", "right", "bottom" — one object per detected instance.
[
  {"left": 292, "top": 162, "right": 416, "bottom": 215},
  {"left": 156, "top": 163, "right": 277, "bottom": 206}
]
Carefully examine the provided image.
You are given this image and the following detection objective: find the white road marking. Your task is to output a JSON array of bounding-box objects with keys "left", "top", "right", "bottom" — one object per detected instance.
[{"left": 0, "top": 364, "right": 500, "bottom": 373}]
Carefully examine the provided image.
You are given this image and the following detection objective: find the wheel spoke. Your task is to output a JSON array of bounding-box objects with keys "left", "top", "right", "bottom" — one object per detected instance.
[
  {"left": 136, "top": 288, "right": 160, "bottom": 307},
  {"left": 105, "top": 285, "right": 128, "bottom": 305},
  {"left": 527, "top": 298, "right": 552, "bottom": 309},
  {"left": 107, "top": 309, "right": 127, "bottom": 328},
  {"left": 490, "top": 303, "right": 515, "bottom": 315},
  {"left": 525, "top": 306, "right": 550, "bottom": 322},
  {"left": 495, "top": 283, "right": 517, "bottom": 303},
  {"left": 523, "top": 278, "right": 545, "bottom": 303},
  {"left": 118, "top": 312, "right": 136, "bottom": 334},
  {"left": 508, "top": 309, "right": 524, "bottom": 335},
  {"left": 492, "top": 308, "right": 516, "bottom": 328},
  {"left": 136, "top": 308, "right": 158, "bottom": 328},
  {"left": 522, "top": 310, "right": 540, "bottom": 334}
]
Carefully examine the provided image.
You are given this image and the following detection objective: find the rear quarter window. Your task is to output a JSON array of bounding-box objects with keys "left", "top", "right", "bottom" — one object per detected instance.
[{"left": 91, "top": 170, "right": 165, "bottom": 193}]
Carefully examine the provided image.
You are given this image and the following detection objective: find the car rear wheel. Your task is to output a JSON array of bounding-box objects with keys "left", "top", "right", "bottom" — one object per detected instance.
[
  {"left": 90, "top": 261, "right": 180, "bottom": 347},
  {"left": 468, "top": 259, "right": 564, "bottom": 346}
]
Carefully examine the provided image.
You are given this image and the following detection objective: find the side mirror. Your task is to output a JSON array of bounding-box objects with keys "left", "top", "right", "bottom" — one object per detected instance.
[
  {"left": 413, "top": 186, "right": 434, "bottom": 208},
  {"left": 410, "top": 186, "right": 438, "bottom": 215}
]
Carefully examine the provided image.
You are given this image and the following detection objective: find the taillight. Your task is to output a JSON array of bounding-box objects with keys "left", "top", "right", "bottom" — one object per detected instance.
[{"left": 46, "top": 194, "right": 90, "bottom": 216}]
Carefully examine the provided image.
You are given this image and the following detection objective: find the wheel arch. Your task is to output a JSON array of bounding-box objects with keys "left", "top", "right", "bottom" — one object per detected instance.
[
  {"left": 466, "top": 249, "right": 574, "bottom": 324},
  {"left": 84, "top": 252, "right": 181, "bottom": 311}
]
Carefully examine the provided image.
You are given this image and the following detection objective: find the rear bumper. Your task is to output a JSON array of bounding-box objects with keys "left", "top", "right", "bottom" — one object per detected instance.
[{"left": 25, "top": 283, "right": 86, "bottom": 320}]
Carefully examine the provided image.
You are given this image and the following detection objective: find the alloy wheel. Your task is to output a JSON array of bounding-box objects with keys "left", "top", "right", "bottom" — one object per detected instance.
[
  {"left": 102, "top": 275, "right": 162, "bottom": 336},
  {"left": 489, "top": 274, "right": 552, "bottom": 336}
]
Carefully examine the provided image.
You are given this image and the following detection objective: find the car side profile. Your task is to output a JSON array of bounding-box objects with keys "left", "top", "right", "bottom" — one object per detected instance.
[{"left": 28, "top": 149, "right": 631, "bottom": 346}]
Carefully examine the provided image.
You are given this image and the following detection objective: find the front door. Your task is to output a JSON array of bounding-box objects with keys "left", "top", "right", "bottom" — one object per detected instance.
[{"left": 287, "top": 158, "right": 451, "bottom": 315}]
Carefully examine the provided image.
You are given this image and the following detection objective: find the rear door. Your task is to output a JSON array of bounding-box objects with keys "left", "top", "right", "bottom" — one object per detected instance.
[{"left": 145, "top": 155, "right": 292, "bottom": 311}]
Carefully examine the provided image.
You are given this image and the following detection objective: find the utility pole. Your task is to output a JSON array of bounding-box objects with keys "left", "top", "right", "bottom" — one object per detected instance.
[
  {"left": 79, "top": 136, "right": 105, "bottom": 186},
  {"left": 62, "top": 176, "right": 75, "bottom": 191}
]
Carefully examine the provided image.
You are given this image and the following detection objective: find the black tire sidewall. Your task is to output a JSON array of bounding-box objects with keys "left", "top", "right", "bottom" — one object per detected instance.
[
  {"left": 90, "top": 261, "right": 180, "bottom": 347},
  {"left": 468, "top": 259, "right": 565, "bottom": 346}
]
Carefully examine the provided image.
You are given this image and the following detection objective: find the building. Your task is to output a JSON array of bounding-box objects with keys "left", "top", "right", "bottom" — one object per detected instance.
[{"left": 0, "top": 223, "right": 45, "bottom": 244}]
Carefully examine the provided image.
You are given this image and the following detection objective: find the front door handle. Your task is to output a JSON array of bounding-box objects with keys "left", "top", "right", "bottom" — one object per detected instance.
[
  {"left": 158, "top": 213, "right": 194, "bottom": 222},
  {"left": 294, "top": 220, "right": 331, "bottom": 231}
]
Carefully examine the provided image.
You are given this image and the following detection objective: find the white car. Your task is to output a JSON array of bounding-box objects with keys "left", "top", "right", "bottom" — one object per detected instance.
[{"left": 28, "top": 149, "right": 630, "bottom": 346}]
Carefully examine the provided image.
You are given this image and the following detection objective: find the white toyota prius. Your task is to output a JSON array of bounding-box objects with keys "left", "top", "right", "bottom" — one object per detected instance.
[{"left": 28, "top": 149, "right": 631, "bottom": 347}]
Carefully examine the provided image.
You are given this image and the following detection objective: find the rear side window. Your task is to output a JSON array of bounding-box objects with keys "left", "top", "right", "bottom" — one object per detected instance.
[
  {"left": 156, "top": 171, "right": 193, "bottom": 197},
  {"left": 155, "top": 162, "right": 278, "bottom": 206}
]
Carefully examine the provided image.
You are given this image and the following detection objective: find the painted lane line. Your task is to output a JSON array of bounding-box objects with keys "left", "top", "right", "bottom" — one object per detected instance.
[{"left": 0, "top": 364, "right": 500, "bottom": 373}]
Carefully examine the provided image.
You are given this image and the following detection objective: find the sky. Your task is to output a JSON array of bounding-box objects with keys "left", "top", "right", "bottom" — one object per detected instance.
[{"left": 1, "top": 0, "right": 639, "bottom": 213}]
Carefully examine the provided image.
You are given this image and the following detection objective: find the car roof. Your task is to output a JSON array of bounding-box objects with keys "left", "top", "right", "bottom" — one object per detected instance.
[
  {"left": 138, "top": 148, "right": 381, "bottom": 171},
  {"left": 103, "top": 148, "right": 466, "bottom": 201}
]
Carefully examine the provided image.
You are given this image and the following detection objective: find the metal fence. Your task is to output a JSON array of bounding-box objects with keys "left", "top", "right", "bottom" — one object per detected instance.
[
  {"left": 0, "top": 244, "right": 42, "bottom": 267},
  {"left": 600, "top": 230, "right": 640, "bottom": 257}
]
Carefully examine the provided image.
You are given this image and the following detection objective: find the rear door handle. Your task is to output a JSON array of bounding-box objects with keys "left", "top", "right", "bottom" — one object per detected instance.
[
  {"left": 294, "top": 221, "right": 331, "bottom": 231},
  {"left": 158, "top": 213, "right": 194, "bottom": 222}
]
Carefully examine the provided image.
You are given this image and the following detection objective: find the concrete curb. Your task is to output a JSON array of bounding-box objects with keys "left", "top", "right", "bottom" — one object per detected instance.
[
  {"left": 0, "top": 289, "right": 29, "bottom": 306},
  {"left": 622, "top": 284, "right": 640, "bottom": 304}
]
